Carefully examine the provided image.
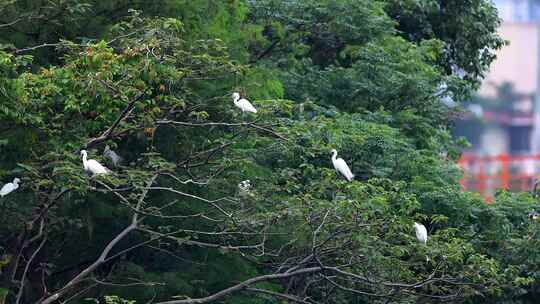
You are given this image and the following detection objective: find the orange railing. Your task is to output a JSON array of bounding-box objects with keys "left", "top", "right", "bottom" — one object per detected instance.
[{"left": 458, "top": 153, "right": 539, "bottom": 200}]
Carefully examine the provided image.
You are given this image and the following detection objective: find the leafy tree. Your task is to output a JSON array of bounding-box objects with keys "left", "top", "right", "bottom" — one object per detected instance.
[{"left": 1, "top": 1, "right": 539, "bottom": 304}]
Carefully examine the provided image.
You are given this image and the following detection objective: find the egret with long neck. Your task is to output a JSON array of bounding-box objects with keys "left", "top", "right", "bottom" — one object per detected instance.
[
  {"left": 232, "top": 92, "right": 257, "bottom": 114},
  {"left": 331, "top": 149, "right": 354, "bottom": 181},
  {"left": 0, "top": 178, "right": 20, "bottom": 197},
  {"left": 81, "top": 150, "right": 110, "bottom": 175}
]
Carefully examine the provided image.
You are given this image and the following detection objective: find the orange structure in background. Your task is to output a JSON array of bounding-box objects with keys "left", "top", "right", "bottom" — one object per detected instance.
[{"left": 458, "top": 153, "right": 539, "bottom": 200}]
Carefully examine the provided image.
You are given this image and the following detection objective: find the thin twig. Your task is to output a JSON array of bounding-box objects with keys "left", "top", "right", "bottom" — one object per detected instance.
[{"left": 16, "top": 235, "right": 47, "bottom": 304}]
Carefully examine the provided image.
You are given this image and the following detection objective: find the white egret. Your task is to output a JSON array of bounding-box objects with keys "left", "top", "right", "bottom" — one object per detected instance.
[
  {"left": 331, "top": 149, "right": 354, "bottom": 181},
  {"left": 0, "top": 178, "right": 20, "bottom": 197},
  {"left": 238, "top": 180, "right": 251, "bottom": 191},
  {"left": 104, "top": 145, "right": 123, "bottom": 167},
  {"left": 238, "top": 180, "right": 252, "bottom": 197},
  {"left": 414, "top": 222, "right": 428, "bottom": 245},
  {"left": 81, "top": 150, "right": 110, "bottom": 175},
  {"left": 232, "top": 92, "right": 257, "bottom": 114}
]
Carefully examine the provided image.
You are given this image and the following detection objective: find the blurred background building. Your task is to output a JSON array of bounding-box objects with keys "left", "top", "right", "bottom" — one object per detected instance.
[{"left": 455, "top": 0, "right": 540, "bottom": 198}]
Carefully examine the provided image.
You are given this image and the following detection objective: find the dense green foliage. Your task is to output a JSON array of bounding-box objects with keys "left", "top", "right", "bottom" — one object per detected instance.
[{"left": 0, "top": 1, "right": 537, "bottom": 304}]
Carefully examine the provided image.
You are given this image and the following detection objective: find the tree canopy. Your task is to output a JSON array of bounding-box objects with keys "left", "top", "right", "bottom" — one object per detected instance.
[{"left": 0, "top": 1, "right": 537, "bottom": 304}]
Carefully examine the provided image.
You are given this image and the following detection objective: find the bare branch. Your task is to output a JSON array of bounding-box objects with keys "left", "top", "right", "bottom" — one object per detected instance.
[
  {"left": 157, "top": 120, "right": 288, "bottom": 140},
  {"left": 86, "top": 92, "right": 145, "bottom": 148},
  {"left": 132, "top": 174, "right": 158, "bottom": 224},
  {"left": 146, "top": 186, "right": 234, "bottom": 217},
  {"left": 249, "top": 39, "right": 281, "bottom": 63},
  {"left": 155, "top": 267, "right": 323, "bottom": 304},
  {"left": 90, "top": 277, "right": 164, "bottom": 288},
  {"left": 246, "top": 287, "right": 312, "bottom": 304},
  {"left": 57, "top": 283, "right": 99, "bottom": 304},
  {"left": 137, "top": 228, "right": 265, "bottom": 251},
  {"left": 16, "top": 235, "right": 47, "bottom": 304},
  {"left": 0, "top": 13, "right": 46, "bottom": 29},
  {"left": 40, "top": 174, "right": 157, "bottom": 304},
  {"left": 160, "top": 171, "right": 212, "bottom": 186},
  {"left": 312, "top": 209, "right": 330, "bottom": 250},
  {"left": 40, "top": 223, "right": 137, "bottom": 304},
  {"left": 15, "top": 42, "right": 78, "bottom": 54},
  {"left": 322, "top": 276, "right": 393, "bottom": 299},
  {"left": 0, "top": 18, "right": 23, "bottom": 28}
]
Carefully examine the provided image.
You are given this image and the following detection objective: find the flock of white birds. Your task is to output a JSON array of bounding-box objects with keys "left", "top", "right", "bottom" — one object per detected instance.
[{"left": 0, "top": 92, "right": 429, "bottom": 244}]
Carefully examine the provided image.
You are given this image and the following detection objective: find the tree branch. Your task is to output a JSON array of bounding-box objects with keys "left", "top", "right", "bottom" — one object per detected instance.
[
  {"left": 15, "top": 42, "right": 77, "bottom": 54},
  {"left": 249, "top": 39, "right": 280, "bottom": 64},
  {"left": 86, "top": 92, "right": 144, "bottom": 148},
  {"left": 155, "top": 267, "right": 323, "bottom": 304},
  {"left": 39, "top": 174, "right": 156, "bottom": 303},
  {"left": 16, "top": 235, "right": 47, "bottom": 304},
  {"left": 246, "top": 287, "right": 312, "bottom": 304},
  {"left": 0, "top": 18, "right": 23, "bottom": 29},
  {"left": 157, "top": 120, "right": 288, "bottom": 140},
  {"left": 39, "top": 223, "right": 137, "bottom": 304}
]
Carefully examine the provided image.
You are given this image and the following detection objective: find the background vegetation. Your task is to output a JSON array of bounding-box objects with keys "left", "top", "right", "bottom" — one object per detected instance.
[{"left": 0, "top": 0, "right": 538, "bottom": 303}]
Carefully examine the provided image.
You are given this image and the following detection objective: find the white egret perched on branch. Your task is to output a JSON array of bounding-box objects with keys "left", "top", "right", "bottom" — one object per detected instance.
[
  {"left": 104, "top": 145, "right": 123, "bottom": 167},
  {"left": 81, "top": 150, "right": 110, "bottom": 175},
  {"left": 238, "top": 179, "right": 252, "bottom": 197},
  {"left": 0, "top": 178, "right": 20, "bottom": 197},
  {"left": 238, "top": 180, "right": 251, "bottom": 191},
  {"left": 331, "top": 149, "right": 354, "bottom": 181},
  {"left": 232, "top": 92, "right": 257, "bottom": 114},
  {"left": 414, "top": 222, "right": 428, "bottom": 245}
]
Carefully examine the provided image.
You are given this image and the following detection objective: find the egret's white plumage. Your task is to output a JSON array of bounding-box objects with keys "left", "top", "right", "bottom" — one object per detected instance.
[
  {"left": 414, "top": 222, "right": 428, "bottom": 245},
  {"left": 81, "top": 150, "right": 110, "bottom": 175},
  {"left": 104, "top": 145, "right": 123, "bottom": 167},
  {"left": 238, "top": 180, "right": 251, "bottom": 191},
  {"left": 232, "top": 92, "right": 257, "bottom": 113},
  {"left": 331, "top": 149, "right": 354, "bottom": 181},
  {"left": 238, "top": 179, "right": 252, "bottom": 196},
  {"left": 0, "top": 178, "right": 20, "bottom": 197}
]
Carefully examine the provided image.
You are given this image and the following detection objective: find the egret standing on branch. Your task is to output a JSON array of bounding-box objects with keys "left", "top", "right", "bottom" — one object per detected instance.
[
  {"left": 414, "top": 222, "right": 428, "bottom": 245},
  {"left": 81, "top": 150, "right": 110, "bottom": 175},
  {"left": 104, "top": 145, "right": 123, "bottom": 167},
  {"left": 232, "top": 92, "right": 257, "bottom": 114},
  {"left": 331, "top": 149, "right": 354, "bottom": 181},
  {"left": 0, "top": 178, "right": 20, "bottom": 197}
]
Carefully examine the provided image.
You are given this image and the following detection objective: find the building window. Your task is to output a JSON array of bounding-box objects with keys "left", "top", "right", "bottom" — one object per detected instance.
[
  {"left": 495, "top": 0, "right": 513, "bottom": 21},
  {"left": 532, "top": 1, "right": 540, "bottom": 21},
  {"left": 495, "top": 0, "right": 540, "bottom": 22},
  {"left": 515, "top": 0, "right": 527, "bottom": 21},
  {"left": 509, "top": 126, "right": 531, "bottom": 153}
]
